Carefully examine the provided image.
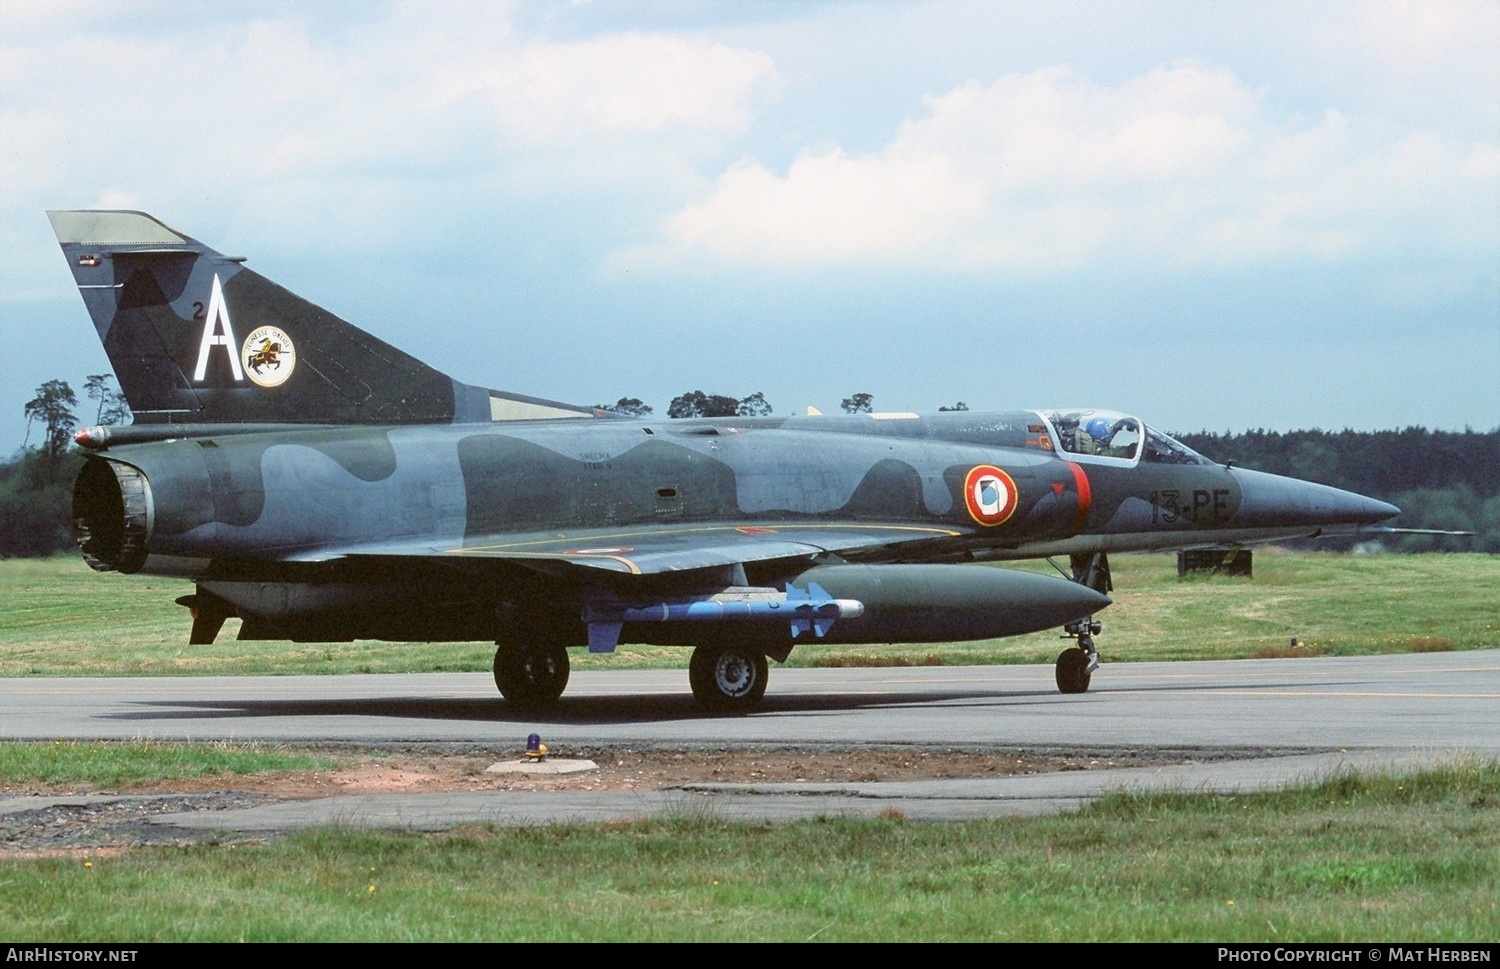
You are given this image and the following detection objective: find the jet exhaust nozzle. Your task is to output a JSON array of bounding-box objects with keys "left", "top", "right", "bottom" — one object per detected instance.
[{"left": 73, "top": 457, "right": 152, "bottom": 573}]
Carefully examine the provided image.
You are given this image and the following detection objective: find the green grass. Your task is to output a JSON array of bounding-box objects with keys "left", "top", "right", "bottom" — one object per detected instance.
[
  {"left": 0, "top": 760, "right": 1494, "bottom": 941},
  {"left": 5, "top": 551, "right": 1493, "bottom": 675},
  {"left": 0, "top": 741, "right": 333, "bottom": 787}
]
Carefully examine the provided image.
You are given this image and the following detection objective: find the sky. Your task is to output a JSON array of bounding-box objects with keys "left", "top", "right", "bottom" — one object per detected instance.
[{"left": 2, "top": 0, "right": 1496, "bottom": 453}]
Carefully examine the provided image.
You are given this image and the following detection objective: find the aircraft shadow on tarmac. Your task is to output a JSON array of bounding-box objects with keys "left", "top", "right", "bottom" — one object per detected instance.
[
  {"left": 100, "top": 687, "right": 1072, "bottom": 726},
  {"left": 1090, "top": 677, "right": 1365, "bottom": 694},
  {"left": 92, "top": 673, "right": 1335, "bottom": 727}
]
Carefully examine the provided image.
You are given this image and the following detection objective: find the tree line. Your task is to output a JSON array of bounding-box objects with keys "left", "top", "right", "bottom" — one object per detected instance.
[
  {"left": 597, "top": 391, "right": 971, "bottom": 417},
  {"left": 1171, "top": 426, "right": 1500, "bottom": 552},
  {"left": 2, "top": 377, "right": 131, "bottom": 556},
  {"left": 4, "top": 379, "right": 1495, "bottom": 557}
]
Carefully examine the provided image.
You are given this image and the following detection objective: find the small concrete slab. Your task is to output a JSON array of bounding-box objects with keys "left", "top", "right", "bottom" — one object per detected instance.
[{"left": 485, "top": 758, "right": 599, "bottom": 776}]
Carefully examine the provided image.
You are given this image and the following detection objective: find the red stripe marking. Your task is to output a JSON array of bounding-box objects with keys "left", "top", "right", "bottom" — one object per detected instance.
[{"left": 1066, "top": 461, "right": 1091, "bottom": 535}]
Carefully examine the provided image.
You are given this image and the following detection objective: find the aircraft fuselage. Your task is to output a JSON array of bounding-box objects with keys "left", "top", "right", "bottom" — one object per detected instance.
[{"left": 74, "top": 409, "right": 1388, "bottom": 581}]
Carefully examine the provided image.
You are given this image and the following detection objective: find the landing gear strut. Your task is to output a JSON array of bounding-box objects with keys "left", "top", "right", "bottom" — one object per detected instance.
[
  {"left": 689, "top": 643, "right": 769, "bottom": 714},
  {"left": 1056, "top": 552, "right": 1110, "bottom": 694},
  {"left": 493, "top": 641, "right": 570, "bottom": 710}
]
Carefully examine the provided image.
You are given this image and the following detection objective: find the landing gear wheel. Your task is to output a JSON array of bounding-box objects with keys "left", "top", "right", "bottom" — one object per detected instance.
[
  {"left": 1055, "top": 648, "right": 1093, "bottom": 694},
  {"left": 493, "top": 642, "right": 570, "bottom": 710},
  {"left": 689, "top": 644, "right": 769, "bottom": 713}
]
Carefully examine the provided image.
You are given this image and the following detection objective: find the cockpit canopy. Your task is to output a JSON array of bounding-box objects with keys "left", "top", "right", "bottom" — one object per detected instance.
[{"left": 1040, "top": 410, "right": 1216, "bottom": 466}]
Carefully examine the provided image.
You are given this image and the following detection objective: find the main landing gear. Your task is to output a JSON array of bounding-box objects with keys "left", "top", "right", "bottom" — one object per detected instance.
[
  {"left": 492, "top": 639, "right": 772, "bottom": 714},
  {"left": 689, "top": 643, "right": 769, "bottom": 714},
  {"left": 493, "top": 642, "right": 570, "bottom": 711},
  {"left": 1056, "top": 551, "right": 1110, "bottom": 694}
]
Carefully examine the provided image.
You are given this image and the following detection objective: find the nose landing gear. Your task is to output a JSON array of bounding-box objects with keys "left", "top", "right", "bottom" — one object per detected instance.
[
  {"left": 1057, "top": 618, "right": 1100, "bottom": 693},
  {"left": 1055, "top": 552, "right": 1110, "bottom": 694}
]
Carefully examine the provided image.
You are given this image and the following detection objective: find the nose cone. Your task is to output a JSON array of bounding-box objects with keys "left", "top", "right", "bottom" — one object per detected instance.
[{"left": 1233, "top": 468, "right": 1400, "bottom": 528}]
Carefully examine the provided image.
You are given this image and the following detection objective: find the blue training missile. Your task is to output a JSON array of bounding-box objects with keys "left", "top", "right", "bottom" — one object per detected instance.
[{"left": 582, "top": 582, "right": 865, "bottom": 652}]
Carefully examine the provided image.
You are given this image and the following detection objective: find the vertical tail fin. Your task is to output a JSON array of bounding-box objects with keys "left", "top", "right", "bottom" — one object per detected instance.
[{"left": 48, "top": 210, "right": 594, "bottom": 426}]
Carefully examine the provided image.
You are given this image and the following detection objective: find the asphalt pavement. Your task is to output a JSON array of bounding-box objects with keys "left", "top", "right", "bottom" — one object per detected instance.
[{"left": 0, "top": 650, "right": 1494, "bottom": 835}]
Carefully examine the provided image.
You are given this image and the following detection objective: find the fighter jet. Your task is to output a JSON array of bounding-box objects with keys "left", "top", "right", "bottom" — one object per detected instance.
[{"left": 48, "top": 210, "right": 1401, "bottom": 712}]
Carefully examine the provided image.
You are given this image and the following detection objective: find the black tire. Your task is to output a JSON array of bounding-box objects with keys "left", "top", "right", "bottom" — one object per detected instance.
[
  {"left": 493, "top": 642, "right": 570, "bottom": 709},
  {"left": 1055, "top": 648, "right": 1092, "bottom": 694},
  {"left": 688, "top": 644, "right": 769, "bottom": 713}
]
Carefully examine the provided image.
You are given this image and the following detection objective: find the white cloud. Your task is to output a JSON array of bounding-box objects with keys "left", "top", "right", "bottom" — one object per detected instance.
[
  {"left": 0, "top": 111, "right": 67, "bottom": 196},
  {"left": 429, "top": 33, "right": 776, "bottom": 142},
  {"left": 0, "top": 6, "right": 780, "bottom": 261},
  {"left": 915, "top": 64, "right": 1254, "bottom": 185},
  {"left": 1343, "top": 0, "right": 1499, "bottom": 68},
  {"left": 666, "top": 151, "right": 982, "bottom": 264},
  {"left": 632, "top": 60, "right": 1498, "bottom": 276},
  {"left": 1464, "top": 144, "right": 1500, "bottom": 178}
]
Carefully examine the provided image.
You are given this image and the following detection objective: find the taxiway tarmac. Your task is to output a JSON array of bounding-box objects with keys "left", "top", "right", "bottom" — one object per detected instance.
[{"left": 0, "top": 651, "right": 1495, "bottom": 833}]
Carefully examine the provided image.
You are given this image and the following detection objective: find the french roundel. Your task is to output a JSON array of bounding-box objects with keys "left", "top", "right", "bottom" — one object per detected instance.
[{"left": 963, "top": 465, "right": 1019, "bottom": 527}]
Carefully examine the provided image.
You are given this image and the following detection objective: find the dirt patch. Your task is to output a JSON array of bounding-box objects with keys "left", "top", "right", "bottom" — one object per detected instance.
[
  {"left": 13, "top": 747, "right": 1165, "bottom": 798},
  {"left": 0, "top": 746, "right": 1185, "bottom": 856}
]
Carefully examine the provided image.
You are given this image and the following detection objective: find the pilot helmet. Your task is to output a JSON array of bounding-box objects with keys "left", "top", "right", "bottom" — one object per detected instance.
[{"left": 1085, "top": 417, "right": 1113, "bottom": 443}]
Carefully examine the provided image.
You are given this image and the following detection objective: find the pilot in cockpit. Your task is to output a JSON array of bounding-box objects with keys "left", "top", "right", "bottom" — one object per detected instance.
[{"left": 1084, "top": 417, "right": 1115, "bottom": 455}]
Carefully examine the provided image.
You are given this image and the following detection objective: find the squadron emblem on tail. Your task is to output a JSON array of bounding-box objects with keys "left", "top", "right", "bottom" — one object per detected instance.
[{"left": 242, "top": 326, "right": 296, "bottom": 387}]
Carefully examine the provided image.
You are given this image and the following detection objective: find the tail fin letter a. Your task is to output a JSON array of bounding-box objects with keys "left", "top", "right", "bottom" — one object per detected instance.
[{"left": 191, "top": 275, "right": 244, "bottom": 383}]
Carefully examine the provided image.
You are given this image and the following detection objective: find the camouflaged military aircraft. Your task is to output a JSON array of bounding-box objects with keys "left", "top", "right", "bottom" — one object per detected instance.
[{"left": 49, "top": 209, "right": 1401, "bottom": 712}]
